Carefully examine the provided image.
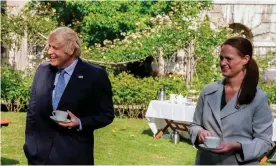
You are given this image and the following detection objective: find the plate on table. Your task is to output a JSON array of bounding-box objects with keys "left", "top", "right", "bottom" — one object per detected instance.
[
  {"left": 198, "top": 144, "right": 222, "bottom": 151},
  {"left": 50, "top": 116, "right": 71, "bottom": 123}
]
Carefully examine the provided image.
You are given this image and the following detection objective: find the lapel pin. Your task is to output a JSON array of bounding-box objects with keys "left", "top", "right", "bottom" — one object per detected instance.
[
  {"left": 235, "top": 104, "right": 240, "bottom": 110},
  {"left": 78, "top": 75, "right": 83, "bottom": 79}
]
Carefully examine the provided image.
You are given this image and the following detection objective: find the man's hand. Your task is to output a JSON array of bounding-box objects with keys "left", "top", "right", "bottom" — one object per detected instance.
[
  {"left": 197, "top": 129, "right": 212, "bottom": 144},
  {"left": 212, "top": 142, "right": 241, "bottom": 154},
  {"left": 58, "top": 110, "right": 80, "bottom": 129}
]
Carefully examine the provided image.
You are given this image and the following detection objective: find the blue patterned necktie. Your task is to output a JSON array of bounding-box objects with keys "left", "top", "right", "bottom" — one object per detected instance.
[{"left": 53, "top": 70, "right": 66, "bottom": 110}]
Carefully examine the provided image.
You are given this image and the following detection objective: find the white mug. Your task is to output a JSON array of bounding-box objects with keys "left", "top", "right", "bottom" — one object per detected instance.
[{"left": 52, "top": 110, "right": 68, "bottom": 121}]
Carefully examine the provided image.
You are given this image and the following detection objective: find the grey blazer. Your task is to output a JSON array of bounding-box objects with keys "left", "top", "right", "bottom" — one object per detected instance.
[{"left": 189, "top": 79, "right": 273, "bottom": 165}]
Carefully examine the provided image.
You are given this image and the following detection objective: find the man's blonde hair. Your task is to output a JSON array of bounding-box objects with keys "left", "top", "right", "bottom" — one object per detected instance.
[{"left": 48, "top": 27, "right": 81, "bottom": 57}]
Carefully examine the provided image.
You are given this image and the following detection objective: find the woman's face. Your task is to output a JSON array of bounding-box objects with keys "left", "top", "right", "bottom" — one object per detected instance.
[{"left": 219, "top": 44, "right": 249, "bottom": 78}]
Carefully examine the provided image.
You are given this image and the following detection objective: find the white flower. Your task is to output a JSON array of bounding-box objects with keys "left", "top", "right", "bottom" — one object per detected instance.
[
  {"left": 120, "top": 32, "right": 126, "bottom": 36},
  {"left": 188, "top": 25, "right": 197, "bottom": 31}
]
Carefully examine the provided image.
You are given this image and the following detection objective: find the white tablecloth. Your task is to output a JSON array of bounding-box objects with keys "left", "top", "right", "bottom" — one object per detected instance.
[
  {"left": 273, "top": 121, "right": 276, "bottom": 141},
  {"left": 145, "top": 100, "right": 196, "bottom": 139},
  {"left": 146, "top": 100, "right": 276, "bottom": 141}
]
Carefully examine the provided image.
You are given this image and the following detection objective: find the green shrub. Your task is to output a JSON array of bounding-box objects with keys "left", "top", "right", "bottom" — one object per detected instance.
[
  {"left": 259, "top": 81, "right": 276, "bottom": 104},
  {"left": 110, "top": 72, "right": 189, "bottom": 106},
  {"left": 109, "top": 72, "right": 203, "bottom": 118},
  {"left": 1, "top": 65, "right": 33, "bottom": 112},
  {"left": 2, "top": 66, "right": 275, "bottom": 116}
]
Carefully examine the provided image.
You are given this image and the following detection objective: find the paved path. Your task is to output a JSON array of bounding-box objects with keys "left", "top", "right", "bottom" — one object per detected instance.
[{"left": 263, "top": 68, "right": 276, "bottom": 82}]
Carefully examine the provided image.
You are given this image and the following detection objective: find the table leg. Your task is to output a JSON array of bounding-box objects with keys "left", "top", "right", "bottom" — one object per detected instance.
[
  {"left": 154, "top": 120, "right": 174, "bottom": 140},
  {"left": 182, "top": 123, "right": 189, "bottom": 132},
  {"left": 259, "top": 142, "right": 276, "bottom": 164},
  {"left": 154, "top": 124, "right": 170, "bottom": 140},
  {"left": 260, "top": 156, "right": 269, "bottom": 164},
  {"left": 154, "top": 120, "right": 190, "bottom": 140}
]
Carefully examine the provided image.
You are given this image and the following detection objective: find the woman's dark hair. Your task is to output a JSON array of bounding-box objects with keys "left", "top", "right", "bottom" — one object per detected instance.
[{"left": 222, "top": 37, "right": 259, "bottom": 105}]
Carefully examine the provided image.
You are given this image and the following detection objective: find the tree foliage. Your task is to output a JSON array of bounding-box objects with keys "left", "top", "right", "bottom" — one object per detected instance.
[
  {"left": 78, "top": 1, "right": 231, "bottom": 83},
  {"left": 5, "top": 1, "right": 276, "bottom": 113},
  {"left": 24, "top": 1, "right": 231, "bottom": 84},
  {"left": 1, "top": 4, "right": 57, "bottom": 51},
  {"left": 27, "top": 1, "right": 210, "bottom": 46},
  {"left": 1, "top": 65, "right": 33, "bottom": 112}
]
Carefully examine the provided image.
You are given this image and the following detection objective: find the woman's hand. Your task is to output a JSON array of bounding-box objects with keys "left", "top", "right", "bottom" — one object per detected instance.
[
  {"left": 212, "top": 142, "right": 241, "bottom": 154},
  {"left": 197, "top": 129, "right": 212, "bottom": 144}
]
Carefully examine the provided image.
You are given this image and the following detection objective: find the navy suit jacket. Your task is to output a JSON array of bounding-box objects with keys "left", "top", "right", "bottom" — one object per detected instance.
[{"left": 23, "top": 58, "right": 114, "bottom": 165}]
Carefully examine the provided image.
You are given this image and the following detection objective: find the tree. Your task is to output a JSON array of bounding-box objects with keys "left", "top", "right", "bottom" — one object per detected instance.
[
  {"left": 28, "top": 1, "right": 185, "bottom": 46},
  {"left": 80, "top": 2, "right": 231, "bottom": 85},
  {"left": 1, "top": 3, "right": 57, "bottom": 50},
  {"left": 15, "top": 1, "right": 232, "bottom": 85},
  {"left": 1, "top": 3, "right": 57, "bottom": 68}
]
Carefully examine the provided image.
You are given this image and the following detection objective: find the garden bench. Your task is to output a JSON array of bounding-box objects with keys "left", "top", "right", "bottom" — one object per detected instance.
[{"left": 0, "top": 118, "right": 11, "bottom": 127}]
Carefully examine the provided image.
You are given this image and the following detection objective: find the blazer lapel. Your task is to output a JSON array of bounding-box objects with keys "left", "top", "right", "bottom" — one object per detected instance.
[
  {"left": 47, "top": 65, "right": 58, "bottom": 112},
  {"left": 206, "top": 86, "right": 223, "bottom": 132},
  {"left": 220, "top": 92, "right": 248, "bottom": 119}
]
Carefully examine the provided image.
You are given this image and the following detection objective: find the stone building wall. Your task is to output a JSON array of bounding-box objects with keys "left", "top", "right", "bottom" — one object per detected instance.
[{"left": 209, "top": 0, "right": 276, "bottom": 55}]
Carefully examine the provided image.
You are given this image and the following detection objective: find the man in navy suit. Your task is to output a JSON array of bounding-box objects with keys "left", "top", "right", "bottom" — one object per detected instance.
[{"left": 23, "top": 27, "right": 115, "bottom": 165}]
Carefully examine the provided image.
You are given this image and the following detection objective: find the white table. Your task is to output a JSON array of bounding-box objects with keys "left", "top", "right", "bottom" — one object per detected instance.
[
  {"left": 273, "top": 120, "right": 276, "bottom": 141},
  {"left": 145, "top": 100, "right": 196, "bottom": 139}
]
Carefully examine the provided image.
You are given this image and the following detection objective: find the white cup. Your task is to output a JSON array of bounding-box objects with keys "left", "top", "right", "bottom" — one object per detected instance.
[
  {"left": 169, "top": 94, "right": 176, "bottom": 103},
  {"left": 204, "top": 136, "right": 221, "bottom": 148},
  {"left": 186, "top": 98, "right": 193, "bottom": 102},
  {"left": 52, "top": 110, "right": 68, "bottom": 121},
  {"left": 176, "top": 95, "right": 186, "bottom": 104}
]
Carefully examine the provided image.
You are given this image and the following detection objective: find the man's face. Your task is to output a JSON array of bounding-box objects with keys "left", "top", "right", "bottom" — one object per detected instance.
[{"left": 47, "top": 35, "right": 75, "bottom": 69}]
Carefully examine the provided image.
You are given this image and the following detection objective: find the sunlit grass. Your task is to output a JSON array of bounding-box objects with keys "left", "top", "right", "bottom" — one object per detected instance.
[
  {"left": 1, "top": 112, "right": 197, "bottom": 165},
  {"left": 1, "top": 112, "right": 274, "bottom": 165}
]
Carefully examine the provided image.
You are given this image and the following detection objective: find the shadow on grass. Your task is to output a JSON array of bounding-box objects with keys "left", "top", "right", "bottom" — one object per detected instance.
[
  {"left": 142, "top": 129, "right": 193, "bottom": 145},
  {"left": 1, "top": 157, "right": 19, "bottom": 165},
  {"left": 180, "top": 137, "right": 193, "bottom": 145},
  {"left": 142, "top": 129, "right": 154, "bottom": 137}
]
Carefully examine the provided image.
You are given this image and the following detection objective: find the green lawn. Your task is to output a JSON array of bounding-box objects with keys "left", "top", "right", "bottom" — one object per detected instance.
[
  {"left": 1, "top": 112, "right": 197, "bottom": 165},
  {"left": 1, "top": 112, "right": 275, "bottom": 165}
]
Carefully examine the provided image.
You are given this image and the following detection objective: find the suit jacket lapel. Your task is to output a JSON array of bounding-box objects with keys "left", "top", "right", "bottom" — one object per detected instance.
[
  {"left": 47, "top": 65, "right": 58, "bottom": 112},
  {"left": 206, "top": 86, "right": 223, "bottom": 132}
]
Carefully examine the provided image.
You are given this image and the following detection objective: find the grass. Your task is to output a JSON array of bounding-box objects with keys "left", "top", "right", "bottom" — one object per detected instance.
[
  {"left": 1, "top": 112, "right": 196, "bottom": 165},
  {"left": 1, "top": 112, "right": 275, "bottom": 165}
]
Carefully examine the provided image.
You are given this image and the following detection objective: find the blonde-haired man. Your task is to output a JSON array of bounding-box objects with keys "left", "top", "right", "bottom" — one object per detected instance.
[{"left": 23, "top": 27, "right": 114, "bottom": 165}]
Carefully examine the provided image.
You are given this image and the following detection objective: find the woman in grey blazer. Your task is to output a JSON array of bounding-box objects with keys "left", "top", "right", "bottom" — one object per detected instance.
[{"left": 189, "top": 37, "right": 273, "bottom": 165}]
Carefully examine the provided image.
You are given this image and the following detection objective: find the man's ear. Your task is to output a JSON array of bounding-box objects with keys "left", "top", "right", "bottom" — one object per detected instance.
[
  {"left": 67, "top": 43, "right": 75, "bottom": 56},
  {"left": 242, "top": 55, "right": 250, "bottom": 65}
]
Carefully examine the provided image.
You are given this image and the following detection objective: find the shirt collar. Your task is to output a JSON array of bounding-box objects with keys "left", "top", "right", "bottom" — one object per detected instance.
[{"left": 63, "top": 59, "right": 79, "bottom": 76}]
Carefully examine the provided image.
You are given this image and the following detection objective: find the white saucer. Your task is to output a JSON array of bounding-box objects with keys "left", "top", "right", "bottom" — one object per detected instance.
[
  {"left": 50, "top": 116, "right": 71, "bottom": 123},
  {"left": 198, "top": 144, "right": 222, "bottom": 151}
]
